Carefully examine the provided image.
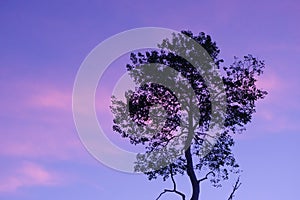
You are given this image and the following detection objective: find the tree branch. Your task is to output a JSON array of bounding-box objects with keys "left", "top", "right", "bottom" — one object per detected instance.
[
  {"left": 156, "top": 165, "right": 186, "bottom": 200},
  {"left": 198, "top": 171, "right": 215, "bottom": 183},
  {"left": 170, "top": 165, "right": 177, "bottom": 190},
  {"left": 156, "top": 189, "right": 186, "bottom": 200},
  {"left": 227, "top": 176, "right": 241, "bottom": 200}
]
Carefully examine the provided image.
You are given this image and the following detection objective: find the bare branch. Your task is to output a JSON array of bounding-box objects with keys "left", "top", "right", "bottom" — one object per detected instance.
[
  {"left": 170, "top": 165, "right": 177, "bottom": 190},
  {"left": 227, "top": 176, "right": 242, "bottom": 200},
  {"left": 198, "top": 171, "right": 215, "bottom": 183},
  {"left": 156, "top": 165, "right": 186, "bottom": 200},
  {"left": 156, "top": 189, "right": 186, "bottom": 200}
]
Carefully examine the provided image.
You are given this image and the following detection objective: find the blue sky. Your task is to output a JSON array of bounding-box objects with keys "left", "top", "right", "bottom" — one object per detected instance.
[{"left": 1, "top": 0, "right": 300, "bottom": 199}]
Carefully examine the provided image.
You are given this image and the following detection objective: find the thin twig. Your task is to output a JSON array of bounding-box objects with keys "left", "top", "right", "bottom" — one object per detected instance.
[{"left": 227, "top": 176, "right": 242, "bottom": 200}]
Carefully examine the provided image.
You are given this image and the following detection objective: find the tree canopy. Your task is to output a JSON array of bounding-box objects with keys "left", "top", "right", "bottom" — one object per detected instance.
[{"left": 111, "top": 30, "right": 267, "bottom": 200}]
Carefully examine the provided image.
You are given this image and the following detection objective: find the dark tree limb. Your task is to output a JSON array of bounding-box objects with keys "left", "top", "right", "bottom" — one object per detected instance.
[
  {"left": 227, "top": 176, "right": 241, "bottom": 200},
  {"left": 156, "top": 165, "right": 186, "bottom": 200},
  {"left": 156, "top": 189, "right": 186, "bottom": 200},
  {"left": 198, "top": 171, "right": 215, "bottom": 183},
  {"left": 185, "top": 147, "right": 199, "bottom": 200}
]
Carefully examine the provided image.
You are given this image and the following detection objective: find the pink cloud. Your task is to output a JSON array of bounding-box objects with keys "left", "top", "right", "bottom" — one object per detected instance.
[
  {"left": 0, "top": 78, "right": 121, "bottom": 162},
  {"left": 255, "top": 106, "right": 300, "bottom": 133},
  {"left": 233, "top": 70, "right": 300, "bottom": 140},
  {"left": 0, "top": 135, "right": 83, "bottom": 161},
  {"left": 1, "top": 87, "right": 84, "bottom": 161},
  {"left": 95, "top": 88, "right": 112, "bottom": 114},
  {"left": 256, "top": 71, "right": 296, "bottom": 106},
  {"left": 28, "top": 88, "right": 71, "bottom": 111},
  {"left": 0, "top": 78, "right": 88, "bottom": 160},
  {"left": 256, "top": 72, "right": 283, "bottom": 92},
  {"left": 242, "top": 84, "right": 300, "bottom": 136},
  {"left": 1, "top": 80, "right": 72, "bottom": 119},
  {"left": 0, "top": 161, "right": 63, "bottom": 193}
]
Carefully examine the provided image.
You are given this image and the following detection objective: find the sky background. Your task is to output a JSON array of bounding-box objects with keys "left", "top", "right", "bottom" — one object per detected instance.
[{"left": 1, "top": 0, "right": 300, "bottom": 199}]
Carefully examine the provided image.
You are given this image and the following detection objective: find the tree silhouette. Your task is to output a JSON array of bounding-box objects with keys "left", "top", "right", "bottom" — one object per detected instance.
[{"left": 110, "top": 30, "right": 267, "bottom": 200}]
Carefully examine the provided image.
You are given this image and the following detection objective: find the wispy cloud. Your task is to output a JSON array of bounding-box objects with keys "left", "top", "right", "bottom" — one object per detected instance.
[
  {"left": 0, "top": 130, "right": 83, "bottom": 160},
  {"left": 0, "top": 80, "right": 86, "bottom": 161},
  {"left": 247, "top": 72, "right": 300, "bottom": 134},
  {"left": 0, "top": 161, "right": 64, "bottom": 193},
  {"left": 28, "top": 88, "right": 71, "bottom": 111}
]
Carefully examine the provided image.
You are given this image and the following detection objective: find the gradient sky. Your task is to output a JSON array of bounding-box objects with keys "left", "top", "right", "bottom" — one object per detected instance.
[{"left": 1, "top": 0, "right": 300, "bottom": 199}]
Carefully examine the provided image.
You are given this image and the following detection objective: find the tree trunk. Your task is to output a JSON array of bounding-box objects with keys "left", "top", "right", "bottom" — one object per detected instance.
[
  {"left": 185, "top": 147, "right": 200, "bottom": 200},
  {"left": 185, "top": 92, "right": 200, "bottom": 200}
]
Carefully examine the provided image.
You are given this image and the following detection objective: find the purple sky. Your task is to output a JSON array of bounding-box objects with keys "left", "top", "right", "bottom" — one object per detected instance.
[{"left": 1, "top": 0, "right": 300, "bottom": 199}]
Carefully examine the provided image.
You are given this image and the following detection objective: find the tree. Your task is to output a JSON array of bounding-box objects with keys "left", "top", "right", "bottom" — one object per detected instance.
[{"left": 110, "top": 30, "right": 267, "bottom": 200}]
